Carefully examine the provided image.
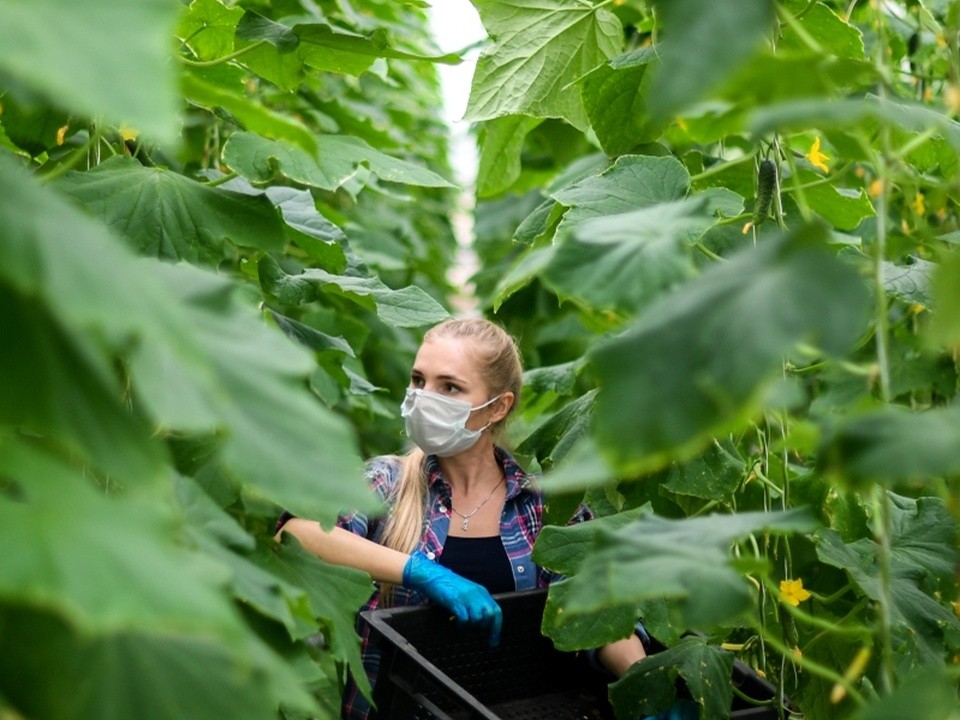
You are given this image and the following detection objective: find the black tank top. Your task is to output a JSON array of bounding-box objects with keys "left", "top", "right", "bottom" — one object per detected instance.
[{"left": 438, "top": 536, "right": 515, "bottom": 594}]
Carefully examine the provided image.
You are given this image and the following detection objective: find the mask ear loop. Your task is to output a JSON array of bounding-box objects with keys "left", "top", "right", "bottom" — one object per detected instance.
[{"left": 472, "top": 393, "right": 505, "bottom": 434}]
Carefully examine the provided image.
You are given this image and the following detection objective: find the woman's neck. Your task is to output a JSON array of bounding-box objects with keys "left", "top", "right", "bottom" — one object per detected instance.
[{"left": 436, "top": 441, "right": 502, "bottom": 494}]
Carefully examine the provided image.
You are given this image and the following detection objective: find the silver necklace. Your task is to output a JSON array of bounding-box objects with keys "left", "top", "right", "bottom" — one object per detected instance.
[{"left": 450, "top": 476, "right": 504, "bottom": 531}]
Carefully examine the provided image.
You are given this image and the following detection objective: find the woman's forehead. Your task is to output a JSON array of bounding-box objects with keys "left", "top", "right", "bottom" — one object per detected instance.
[{"left": 414, "top": 336, "right": 484, "bottom": 379}]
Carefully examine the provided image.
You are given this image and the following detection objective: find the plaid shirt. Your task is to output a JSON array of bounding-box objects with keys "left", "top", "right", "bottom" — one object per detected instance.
[{"left": 338, "top": 447, "right": 590, "bottom": 720}]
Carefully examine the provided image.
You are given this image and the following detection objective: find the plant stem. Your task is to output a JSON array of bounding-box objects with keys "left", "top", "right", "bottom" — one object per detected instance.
[
  {"left": 872, "top": 485, "right": 897, "bottom": 693},
  {"left": 767, "top": 581, "right": 873, "bottom": 636},
  {"left": 695, "top": 242, "right": 724, "bottom": 262},
  {"left": 871, "top": 3, "right": 897, "bottom": 694},
  {"left": 758, "top": 628, "right": 868, "bottom": 706},
  {"left": 180, "top": 39, "right": 268, "bottom": 67},
  {"left": 37, "top": 137, "right": 98, "bottom": 183},
  {"left": 203, "top": 171, "right": 239, "bottom": 187},
  {"left": 782, "top": 149, "right": 812, "bottom": 221},
  {"left": 805, "top": 598, "right": 872, "bottom": 652}
]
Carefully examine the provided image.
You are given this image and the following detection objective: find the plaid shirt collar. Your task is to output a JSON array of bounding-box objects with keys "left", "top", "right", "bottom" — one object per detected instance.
[{"left": 423, "top": 446, "right": 535, "bottom": 500}]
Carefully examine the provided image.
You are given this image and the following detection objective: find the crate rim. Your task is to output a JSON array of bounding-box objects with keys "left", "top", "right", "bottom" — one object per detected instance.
[{"left": 361, "top": 593, "right": 545, "bottom": 720}]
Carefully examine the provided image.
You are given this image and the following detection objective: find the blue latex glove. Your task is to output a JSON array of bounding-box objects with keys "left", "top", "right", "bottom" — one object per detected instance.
[
  {"left": 643, "top": 698, "right": 700, "bottom": 720},
  {"left": 402, "top": 550, "right": 503, "bottom": 646}
]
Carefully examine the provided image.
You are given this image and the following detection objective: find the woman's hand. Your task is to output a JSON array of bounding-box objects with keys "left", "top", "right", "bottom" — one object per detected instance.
[{"left": 402, "top": 550, "right": 502, "bottom": 647}]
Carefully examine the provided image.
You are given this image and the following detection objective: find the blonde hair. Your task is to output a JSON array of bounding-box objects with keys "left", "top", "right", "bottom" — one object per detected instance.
[{"left": 378, "top": 319, "right": 523, "bottom": 604}]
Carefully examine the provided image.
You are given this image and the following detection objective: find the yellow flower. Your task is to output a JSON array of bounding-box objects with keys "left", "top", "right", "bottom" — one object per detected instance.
[
  {"left": 947, "top": 85, "right": 960, "bottom": 114},
  {"left": 868, "top": 179, "right": 885, "bottom": 197},
  {"left": 913, "top": 193, "right": 926, "bottom": 215},
  {"left": 780, "top": 578, "right": 812, "bottom": 607},
  {"left": 806, "top": 137, "right": 830, "bottom": 173},
  {"left": 119, "top": 125, "right": 139, "bottom": 142}
]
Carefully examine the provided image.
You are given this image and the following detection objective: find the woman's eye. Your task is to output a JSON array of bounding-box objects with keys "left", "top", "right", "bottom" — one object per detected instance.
[
  {"left": 410, "top": 376, "right": 424, "bottom": 387},
  {"left": 445, "top": 383, "right": 461, "bottom": 394}
]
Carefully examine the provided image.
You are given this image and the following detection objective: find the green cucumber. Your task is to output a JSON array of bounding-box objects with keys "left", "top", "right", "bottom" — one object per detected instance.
[{"left": 752, "top": 159, "right": 777, "bottom": 226}]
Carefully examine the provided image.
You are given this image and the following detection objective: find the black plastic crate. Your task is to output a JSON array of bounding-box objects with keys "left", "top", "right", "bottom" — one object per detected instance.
[{"left": 361, "top": 589, "right": 785, "bottom": 720}]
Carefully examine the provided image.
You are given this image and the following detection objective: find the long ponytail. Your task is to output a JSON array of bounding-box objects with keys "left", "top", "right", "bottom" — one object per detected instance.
[{"left": 377, "top": 449, "right": 427, "bottom": 605}]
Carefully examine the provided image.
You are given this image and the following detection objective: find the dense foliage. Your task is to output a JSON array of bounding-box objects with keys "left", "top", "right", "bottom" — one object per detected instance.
[{"left": 1, "top": 1, "right": 959, "bottom": 720}]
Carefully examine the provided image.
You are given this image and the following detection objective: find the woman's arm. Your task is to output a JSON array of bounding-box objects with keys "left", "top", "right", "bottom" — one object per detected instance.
[
  {"left": 597, "top": 634, "right": 647, "bottom": 677},
  {"left": 278, "top": 518, "right": 408, "bottom": 583},
  {"left": 278, "top": 517, "right": 503, "bottom": 645}
]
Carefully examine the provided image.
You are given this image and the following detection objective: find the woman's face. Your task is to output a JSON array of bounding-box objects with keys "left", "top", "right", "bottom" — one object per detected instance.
[{"left": 409, "top": 336, "right": 498, "bottom": 430}]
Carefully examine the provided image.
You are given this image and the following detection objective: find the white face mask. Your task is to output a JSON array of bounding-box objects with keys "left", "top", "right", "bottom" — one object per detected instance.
[{"left": 401, "top": 388, "right": 501, "bottom": 457}]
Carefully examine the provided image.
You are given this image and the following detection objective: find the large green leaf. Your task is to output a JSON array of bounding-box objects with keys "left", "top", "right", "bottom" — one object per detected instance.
[
  {"left": 178, "top": 479, "right": 366, "bottom": 709},
  {"left": 465, "top": 0, "right": 623, "bottom": 130},
  {"left": 0, "top": 152, "right": 204, "bottom": 481},
  {"left": 793, "top": 169, "right": 876, "bottom": 231},
  {"left": 177, "top": 0, "right": 244, "bottom": 61},
  {"left": 516, "top": 389, "right": 598, "bottom": 470},
  {"left": 0, "top": 93, "right": 70, "bottom": 156},
  {"left": 0, "top": 604, "right": 320, "bottom": 720},
  {"left": 296, "top": 20, "right": 460, "bottom": 68},
  {"left": 251, "top": 537, "right": 375, "bottom": 698},
  {"left": 151, "top": 261, "right": 376, "bottom": 524},
  {"left": 929, "top": 250, "right": 960, "bottom": 346},
  {"left": 722, "top": 54, "right": 878, "bottom": 108},
  {"left": 56, "top": 156, "right": 287, "bottom": 263},
  {"left": 580, "top": 47, "right": 666, "bottom": 156},
  {"left": 538, "top": 508, "right": 816, "bottom": 635},
  {"left": 647, "top": 0, "right": 776, "bottom": 120},
  {"left": 218, "top": 177, "right": 348, "bottom": 271},
  {"left": 881, "top": 258, "right": 935, "bottom": 307},
  {"left": 0, "top": 0, "right": 179, "bottom": 142},
  {"left": 184, "top": 501, "right": 372, "bottom": 695},
  {"left": 537, "top": 508, "right": 653, "bottom": 649},
  {"left": 778, "top": 0, "right": 865, "bottom": 60},
  {"left": 610, "top": 636, "right": 734, "bottom": 720},
  {"left": 591, "top": 222, "right": 870, "bottom": 475},
  {"left": 551, "top": 154, "right": 690, "bottom": 231},
  {"left": 849, "top": 669, "right": 960, "bottom": 720},
  {"left": 233, "top": 10, "right": 460, "bottom": 88},
  {"left": 750, "top": 95, "right": 960, "bottom": 154},
  {"left": 818, "top": 405, "right": 960, "bottom": 485},
  {"left": 2, "top": 151, "right": 375, "bottom": 522},
  {"left": 181, "top": 69, "right": 316, "bottom": 152},
  {"left": 222, "top": 132, "right": 454, "bottom": 192},
  {"left": 258, "top": 255, "right": 449, "bottom": 329},
  {"left": 0, "top": 437, "right": 243, "bottom": 639},
  {"left": 540, "top": 578, "right": 639, "bottom": 652},
  {"left": 475, "top": 115, "right": 543, "bottom": 198},
  {"left": 0, "top": 285, "right": 169, "bottom": 484},
  {"left": 491, "top": 245, "right": 557, "bottom": 312},
  {"left": 661, "top": 440, "right": 746, "bottom": 504},
  {"left": 538, "top": 437, "right": 617, "bottom": 495},
  {"left": 815, "top": 494, "right": 960, "bottom": 668},
  {"left": 534, "top": 505, "right": 650, "bottom": 576},
  {"left": 543, "top": 193, "right": 742, "bottom": 313}
]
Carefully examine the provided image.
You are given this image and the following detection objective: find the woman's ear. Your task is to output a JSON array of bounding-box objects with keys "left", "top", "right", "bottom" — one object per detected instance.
[{"left": 490, "top": 392, "right": 515, "bottom": 423}]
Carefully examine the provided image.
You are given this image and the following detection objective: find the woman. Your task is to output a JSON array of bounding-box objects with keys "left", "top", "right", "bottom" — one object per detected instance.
[{"left": 277, "top": 318, "right": 647, "bottom": 719}]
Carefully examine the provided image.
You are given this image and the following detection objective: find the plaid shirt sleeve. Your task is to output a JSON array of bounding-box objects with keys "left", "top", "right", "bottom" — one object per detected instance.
[
  {"left": 274, "top": 456, "right": 401, "bottom": 537},
  {"left": 335, "top": 456, "right": 400, "bottom": 540}
]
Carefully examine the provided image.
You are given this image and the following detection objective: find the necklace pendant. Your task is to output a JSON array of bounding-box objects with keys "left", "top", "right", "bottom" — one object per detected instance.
[{"left": 461, "top": 517, "right": 470, "bottom": 531}]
